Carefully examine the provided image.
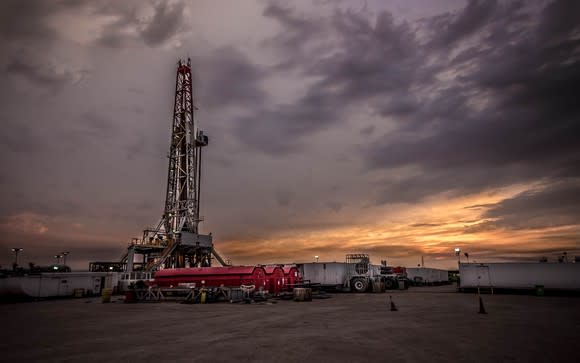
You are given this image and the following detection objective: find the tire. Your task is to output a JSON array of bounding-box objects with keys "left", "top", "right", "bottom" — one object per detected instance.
[
  {"left": 384, "top": 278, "right": 395, "bottom": 290},
  {"left": 351, "top": 278, "right": 368, "bottom": 293}
]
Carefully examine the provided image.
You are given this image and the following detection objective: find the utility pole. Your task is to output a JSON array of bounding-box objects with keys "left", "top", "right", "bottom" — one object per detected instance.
[
  {"left": 11, "top": 248, "right": 23, "bottom": 268},
  {"left": 62, "top": 251, "right": 70, "bottom": 266}
]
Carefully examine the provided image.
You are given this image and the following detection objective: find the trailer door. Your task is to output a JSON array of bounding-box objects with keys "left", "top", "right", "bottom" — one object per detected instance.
[{"left": 476, "top": 265, "right": 491, "bottom": 288}]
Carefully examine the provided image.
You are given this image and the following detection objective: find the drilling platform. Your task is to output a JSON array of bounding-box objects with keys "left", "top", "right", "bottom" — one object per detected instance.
[{"left": 90, "top": 58, "right": 227, "bottom": 273}]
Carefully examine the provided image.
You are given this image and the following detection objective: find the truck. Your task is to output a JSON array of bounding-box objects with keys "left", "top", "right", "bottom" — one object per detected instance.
[{"left": 297, "top": 254, "right": 407, "bottom": 292}]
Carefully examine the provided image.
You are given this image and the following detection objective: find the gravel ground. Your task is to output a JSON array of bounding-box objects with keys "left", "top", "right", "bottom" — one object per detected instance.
[{"left": 1, "top": 285, "right": 578, "bottom": 362}]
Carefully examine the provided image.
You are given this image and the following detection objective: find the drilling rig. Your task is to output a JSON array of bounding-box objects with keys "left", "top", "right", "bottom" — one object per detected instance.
[{"left": 91, "top": 58, "right": 227, "bottom": 273}]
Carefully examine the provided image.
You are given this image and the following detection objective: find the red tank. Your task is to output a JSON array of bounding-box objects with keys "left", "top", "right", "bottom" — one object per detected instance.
[
  {"left": 154, "top": 266, "right": 267, "bottom": 290},
  {"left": 283, "top": 265, "right": 301, "bottom": 289},
  {"left": 264, "top": 266, "right": 285, "bottom": 295}
]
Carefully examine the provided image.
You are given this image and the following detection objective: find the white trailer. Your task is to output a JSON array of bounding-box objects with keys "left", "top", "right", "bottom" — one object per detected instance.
[
  {"left": 406, "top": 267, "right": 449, "bottom": 285},
  {"left": 0, "top": 272, "right": 119, "bottom": 298},
  {"left": 299, "top": 262, "right": 347, "bottom": 290},
  {"left": 459, "top": 263, "right": 580, "bottom": 291},
  {"left": 298, "top": 254, "right": 402, "bottom": 292}
]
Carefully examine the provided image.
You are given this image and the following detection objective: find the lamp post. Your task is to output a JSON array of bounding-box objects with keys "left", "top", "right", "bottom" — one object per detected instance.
[
  {"left": 454, "top": 248, "right": 461, "bottom": 267},
  {"left": 315, "top": 256, "right": 319, "bottom": 263},
  {"left": 11, "top": 248, "right": 23, "bottom": 267},
  {"left": 61, "top": 252, "right": 70, "bottom": 266},
  {"left": 54, "top": 254, "right": 62, "bottom": 264}
]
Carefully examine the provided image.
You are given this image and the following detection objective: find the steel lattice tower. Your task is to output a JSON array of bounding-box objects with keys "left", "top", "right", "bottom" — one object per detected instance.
[
  {"left": 120, "top": 58, "right": 227, "bottom": 272},
  {"left": 91, "top": 58, "right": 228, "bottom": 273},
  {"left": 164, "top": 58, "right": 206, "bottom": 236}
]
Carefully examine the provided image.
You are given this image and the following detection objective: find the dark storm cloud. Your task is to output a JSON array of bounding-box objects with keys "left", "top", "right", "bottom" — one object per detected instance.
[
  {"left": 255, "top": 0, "right": 579, "bottom": 216},
  {"left": 371, "top": 165, "right": 548, "bottom": 205},
  {"left": 476, "top": 179, "right": 580, "bottom": 231},
  {"left": 363, "top": 0, "right": 580, "bottom": 203},
  {"left": 198, "top": 47, "right": 268, "bottom": 109},
  {"left": 91, "top": 1, "right": 188, "bottom": 48},
  {"left": 537, "top": 0, "right": 580, "bottom": 43},
  {"left": 219, "top": 4, "right": 358, "bottom": 154},
  {"left": 82, "top": 111, "right": 117, "bottom": 135},
  {"left": 410, "top": 223, "right": 443, "bottom": 228},
  {"left": 0, "top": 0, "right": 61, "bottom": 44},
  {"left": 0, "top": 0, "right": 90, "bottom": 89},
  {"left": 237, "top": 5, "right": 425, "bottom": 155},
  {"left": 319, "top": 10, "right": 423, "bottom": 99},
  {"left": 0, "top": 119, "right": 45, "bottom": 154},
  {"left": 428, "top": 0, "right": 498, "bottom": 47},
  {"left": 360, "top": 125, "right": 375, "bottom": 136},
  {"left": 5, "top": 59, "right": 74, "bottom": 88},
  {"left": 141, "top": 1, "right": 186, "bottom": 46},
  {"left": 234, "top": 85, "right": 342, "bottom": 154},
  {"left": 262, "top": 3, "right": 327, "bottom": 70},
  {"left": 463, "top": 203, "right": 495, "bottom": 210}
]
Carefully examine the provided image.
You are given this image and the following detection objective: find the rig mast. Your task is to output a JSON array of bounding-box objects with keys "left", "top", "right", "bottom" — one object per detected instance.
[
  {"left": 165, "top": 58, "right": 204, "bottom": 236},
  {"left": 120, "top": 58, "right": 226, "bottom": 272}
]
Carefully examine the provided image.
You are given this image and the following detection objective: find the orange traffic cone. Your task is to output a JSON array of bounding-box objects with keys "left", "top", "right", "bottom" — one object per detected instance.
[
  {"left": 478, "top": 296, "right": 487, "bottom": 314},
  {"left": 389, "top": 295, "right": 398, "bottom": 311}
]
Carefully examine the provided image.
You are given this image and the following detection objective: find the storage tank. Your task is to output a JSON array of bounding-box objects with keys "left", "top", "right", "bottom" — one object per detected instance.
[
  {"left": 283, "top": 265, "right": 301, "bottom": 289},
  {"left": 154, "top": 266, "right": 267, "bottom": 290},
  {"left": 264, "top": 266, "right": 285, "bottom": 295}
]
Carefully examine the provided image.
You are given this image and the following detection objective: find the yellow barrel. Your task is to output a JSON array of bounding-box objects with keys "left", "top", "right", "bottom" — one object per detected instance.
[
  {"left": 200, "top": 290, "right": 207, "bottom": 304},
  {"left": 101, "top": 288, "right": 113, "bottom": 303}
]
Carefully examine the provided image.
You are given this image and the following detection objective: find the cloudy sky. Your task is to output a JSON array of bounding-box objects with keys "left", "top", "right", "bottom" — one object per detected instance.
[{"left": 1, "top": 0, "right": 578, "bottom": 270}]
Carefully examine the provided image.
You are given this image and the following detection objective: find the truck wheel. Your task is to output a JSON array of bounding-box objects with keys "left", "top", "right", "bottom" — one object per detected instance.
[
  {"left": 385, "top": 278, "right": 395, "bottom": 290},
  {"left": 352, "top": 278, "right": 368, "bottom": 293}
]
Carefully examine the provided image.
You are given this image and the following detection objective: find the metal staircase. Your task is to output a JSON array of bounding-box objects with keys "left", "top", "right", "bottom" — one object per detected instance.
[{"left": 149, "top": 242, "right": 179, "bottom": 271}]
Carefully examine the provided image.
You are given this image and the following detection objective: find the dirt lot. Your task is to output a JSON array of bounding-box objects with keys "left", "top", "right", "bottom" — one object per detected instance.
[{"left": 1, "top": 286, "right": 578, "bottom": 362}]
